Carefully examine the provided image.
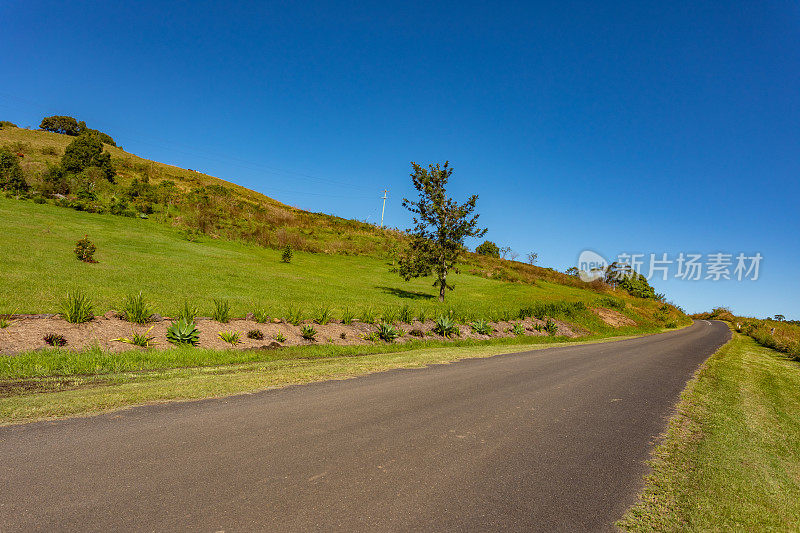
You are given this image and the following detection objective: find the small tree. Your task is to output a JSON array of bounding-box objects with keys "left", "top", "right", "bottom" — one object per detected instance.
[
  {"left": 0, "top": 149, "right": 28, "bottom": 193},
  {"left": 397, "top": 161, "right": 487, "bottom": 302},
  {"left": 475, "top": 240, "right": 500, "bottom": 258},
  {"left": 281, "top": 244, "right": 293, "bottom": 263},
  {"left": 526, "top": 252, "right": 538, "bottom": 265},
  {"left": 74, "top": 235, "right": 97, "bottom": 263},
  {"left": 62, "top": 135, "right": 115, "bottom": 182}
]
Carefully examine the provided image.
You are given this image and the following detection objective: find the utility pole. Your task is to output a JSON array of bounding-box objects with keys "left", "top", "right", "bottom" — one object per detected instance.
[{"left": 380, "top": 189, "right": 388, "bottom": 228}]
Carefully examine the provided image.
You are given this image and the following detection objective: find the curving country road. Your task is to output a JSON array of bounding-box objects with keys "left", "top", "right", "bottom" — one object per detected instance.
[{"left": 0, "top": 320, "right": 730, "bottom": 532}]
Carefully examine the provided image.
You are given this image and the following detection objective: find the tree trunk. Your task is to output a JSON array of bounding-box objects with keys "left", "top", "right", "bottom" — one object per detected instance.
[{"left": 438, "top": 268, "right": 447, "bottom": 302}]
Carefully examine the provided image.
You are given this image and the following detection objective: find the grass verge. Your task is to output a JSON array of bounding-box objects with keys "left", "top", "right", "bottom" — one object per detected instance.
[
  {"left": 0, "top": 329, "right": 664, "bottom": 425},
  {"left": 618, "top": 332, "right": 800, "bottom": 530}
]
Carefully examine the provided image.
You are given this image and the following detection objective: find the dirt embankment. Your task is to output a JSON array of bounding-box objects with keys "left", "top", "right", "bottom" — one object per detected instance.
[{"left": 0, "top": 315, "right": 580, "bottom": 355}]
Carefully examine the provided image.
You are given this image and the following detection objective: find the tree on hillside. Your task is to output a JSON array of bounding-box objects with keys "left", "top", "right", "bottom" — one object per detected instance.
[
  {"left": 0, "top": 149, "right": 28, "bottom": 193},
  {"left": 526, "top": 252, "right": 538, "bottom": 265},
  {"left": 61, "top": 135, "right": 116, "bottom": 182},
  {"left": 774, "top": 314, "right": 786, "bottom": 321},
  {"left": 40, "top": 115, "right": 83, "bottom": 135},
  {"left": 395, "top": 161, "right": 487, "bottom": 302},
  {"left": 39, "top": 115, "right": 116, "bottom": 145},
  {"left": 0, "top": 120, "right": 18, "bottom": 129},
  {"left": 475, "top": 240, "right": 500, "bottom": 258}
]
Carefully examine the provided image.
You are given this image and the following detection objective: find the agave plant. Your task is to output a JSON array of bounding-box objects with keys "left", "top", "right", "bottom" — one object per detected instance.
[
  {"left": 433, "top": 315, "right": 460, "bottom": 338},
  {"left": 511, "top": 322, "right": 526, "bottom": 336},
  {"left": 470, "top": 319, "right": 493, "bottom": 336},
  {"left": 377, "top": 321, "right": 401, "bottom": 342},
  {"left": 544, "top": 319, "right": 558, "bottom": 336},
  {"left": 166, "top": 319, "right": 200, "bottom": 346}
]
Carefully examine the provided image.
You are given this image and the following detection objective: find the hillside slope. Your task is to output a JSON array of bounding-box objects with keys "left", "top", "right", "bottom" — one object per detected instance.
[
  {"left": 0, "top": 125, "right": 400, "bottom": 256},
  {"left": 0, "top": 125, "right": 684, "bottom": 330}
]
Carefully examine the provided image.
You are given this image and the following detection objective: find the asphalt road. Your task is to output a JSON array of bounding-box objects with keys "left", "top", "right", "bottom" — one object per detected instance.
[{"left": 0, "top": 320, "right": 730, "bottom": 532}]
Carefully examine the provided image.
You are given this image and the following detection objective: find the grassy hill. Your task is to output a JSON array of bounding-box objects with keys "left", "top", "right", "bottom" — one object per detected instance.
[{"left": 0, "top": 124, "right": 684, "bottom": 331}]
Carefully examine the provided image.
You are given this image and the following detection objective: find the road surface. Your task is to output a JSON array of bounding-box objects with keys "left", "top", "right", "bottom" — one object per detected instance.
[{"left": 0, "top": 320, "right": 730, "bottom": 532}]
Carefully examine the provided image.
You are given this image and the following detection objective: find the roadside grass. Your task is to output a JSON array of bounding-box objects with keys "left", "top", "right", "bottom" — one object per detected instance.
[
  {"left": 0, "top": 329, "right": 666, "bottom": 425},
  {"left": 618, "top": 332, "right": 800, "bottom": 531},
  {"left": 0, "top": 196, "right": 675, "bottom": 327},
  {"left": 1, "top": 325, "right": 660, "bottom": 380}
]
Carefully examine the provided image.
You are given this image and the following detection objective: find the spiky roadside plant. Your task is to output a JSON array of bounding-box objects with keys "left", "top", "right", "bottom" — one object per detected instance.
[
  {"left": 377, "top": 322, "right": 401, "bottom": 342},
  {"left": 166, "top": 319, "right": 200, "bottom": 346},
  {"left": 218, "top": 330, "right": 241, "bottom": 346},
  {"left": 433, "top": 315, "right": 459, "bottom": 338},
  {"left": 113, "top": 326, "right": 156, "bottom": 347},
  {"left": 470, "top": 319, "right": 493, "bottom": 336},
  {"left": 60, "top": 290, "right": 94, "bottom": 324},
  {"left": 300, "top": 324, "right": 317, "bottom": 341}
]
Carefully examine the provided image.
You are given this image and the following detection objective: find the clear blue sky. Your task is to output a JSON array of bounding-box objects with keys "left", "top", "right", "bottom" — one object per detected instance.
[{"left": 2, "top": 1, "right": 798, "bottom": 318}]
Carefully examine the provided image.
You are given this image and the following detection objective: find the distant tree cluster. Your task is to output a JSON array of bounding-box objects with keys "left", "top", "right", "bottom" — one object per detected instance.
[
  {"left": 39, "top": 115, "right": 116, "bottom": 146},
  {"left": 0, "top": 120, "right": 17, "bottom": 129}
]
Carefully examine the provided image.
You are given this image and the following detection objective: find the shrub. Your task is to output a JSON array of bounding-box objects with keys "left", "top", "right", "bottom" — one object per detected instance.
[
  {"left": 0, "top": 149, "right": 28, "bottom": 193},
  {"left": 285, "top": 306, "right": 303, "bottom": 325},
  {"left": 314, "top": 306, "right": 332, "bottom": 325},
  {"left": 212, "top": 299, "right": 231, "bottom": 323},
  {"left": 43, "top": 333, "right": 67, "bottom": 346},
  {"left": 544, "top": 319, "right": 558, "bottom": 336},
  {"left": 120, "top": 293, "right": 151, "bottom": 324},
  {"left": 113, "top": 326, "right": 156, "bottom": 347},
  {"left": 301, "top": 324, "right": 317, "bottom": 341},
  {"left": 377, "top": 322, "right": 401, "bottom": 342},
  {"left": 511, "top": 323, "right": 525, "bottom": 336},
  {"left": 340, "top": 307, "right": 354, "bottom": 325},
  {"left": 281, "top": 244, "right": 293, "bottom": 263},
  {"left": 399, "top": 305, "right": 413, "bottom": 324},
  {"left": 74, "top": 235, "right": 97, "bottom": 263},
  {"left": 409, "top": 329, "right": 425, "bottom": 337},
  {"left": 178, "top": 300, "right": 199, "bottom": 322},
  {"left": 252, "top": 308, "right": 270, "bottom": 323},
  {"left": 360, "top": 307, "right": 376, "bottom": 324},
  {"left": 166, "top": 319, "right": 200, "bottom": 346},
  {"left": 218, "top": 330, "right": 241, "bottom": 345},
  {"left": 475, "top": 240, "right": 500, "bottom": 258},
  {"left": 433, "top": 315, "right": 459, "bottom": 338},
  {"left": 62, "top": 134, "right": 115, "bottom": 182},
  {"left": 596, "top": 296, "right": 625, "bottom": 310},
  {"left": 664, "top": 321, "right": 678, "bottom": 329},
  {"left": 247, "top": 329, "right": 264, "bottom": 340},
  {"left": 60, "top": 290, "right": 93, "bottom": 323},
  {"left": 470, "top": 319, "right": 493, "bottom": 335},
  {"left": 274, "top": 333, "right": 287, "bottom": 343}
]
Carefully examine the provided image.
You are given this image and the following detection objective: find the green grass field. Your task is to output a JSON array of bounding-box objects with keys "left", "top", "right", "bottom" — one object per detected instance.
[
  {"left": 619, "top": 332, "right": 800, "bottom": 530},
  {"left": 1, "top": 196, "right": 664, "bottom": 329}
]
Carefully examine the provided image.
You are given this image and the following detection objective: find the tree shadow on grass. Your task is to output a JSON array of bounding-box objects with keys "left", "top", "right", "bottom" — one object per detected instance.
[{"left": 376, "top": 286, "right": 435, "bottom": 300}]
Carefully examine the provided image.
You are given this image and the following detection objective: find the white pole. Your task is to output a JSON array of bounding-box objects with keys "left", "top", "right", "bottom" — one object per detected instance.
[{"left": 380, "top": 189, "right": 388, "bottom": 228}]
